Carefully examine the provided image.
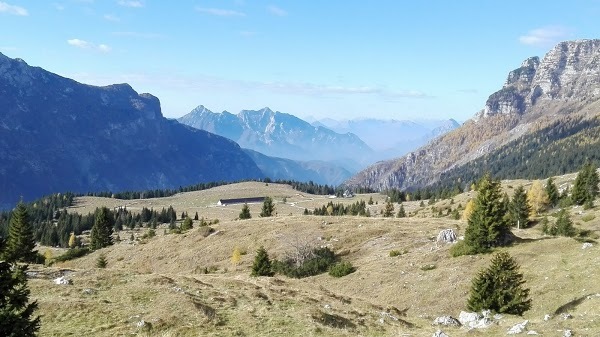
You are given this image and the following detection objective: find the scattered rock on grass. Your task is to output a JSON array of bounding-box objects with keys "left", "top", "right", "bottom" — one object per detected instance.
[
  {"left": 582, "top": 242, "right": 593, "bottom": 249},
  {"left": 433, "top": 316, "right": 461, "bottom": 326},
  {"left": 437, "top": 229, "right": 457, "bottom": 243},
  {"left": 432, "top": 329, "right": 449, "bottom": 337},
  {"left": 507, "top": 320, "right": 528, "bottom": 334},
  {"left": 53, "top": 276, "right": 71, "bottom": 285}
]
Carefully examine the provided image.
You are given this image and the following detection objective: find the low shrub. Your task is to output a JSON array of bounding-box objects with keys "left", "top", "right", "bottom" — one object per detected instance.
[
  {"left": 389, "top": 249, "right": 408, "bottom": 257},
  {"left": 450, "top": 240, "right": 476, "bottom": 257},
  {"left": 53, "top": 247, "right": 90, "bottom": 263},
  {"left": 329, "top": 262, "right": 355, "bottom": 277}
]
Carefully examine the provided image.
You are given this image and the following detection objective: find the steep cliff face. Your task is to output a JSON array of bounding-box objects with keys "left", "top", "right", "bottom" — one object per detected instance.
[
  {"left": 346, "top": 39, "right": 600, "bottom": 191},
  {"left": 0, "top": 53, "right": 264, "bottom": 208}
]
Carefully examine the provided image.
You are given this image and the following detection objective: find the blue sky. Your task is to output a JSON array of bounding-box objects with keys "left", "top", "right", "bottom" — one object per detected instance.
[{"left": 1, "top": 1, "right": 599, "bottom": 121}]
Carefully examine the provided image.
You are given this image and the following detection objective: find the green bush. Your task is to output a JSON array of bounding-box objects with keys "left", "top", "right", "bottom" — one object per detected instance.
[
  {"left": 581, "top": 214, "right": 596, "bottom": 222},
  {"left": 53, "top": 247, "right": 90, "bottom": 263},
  {"left": 329, "top": 262, "right": 355, "bottom": 277},
  {"left": 450, "top": 240, "right": 476, "bottom": 257}
]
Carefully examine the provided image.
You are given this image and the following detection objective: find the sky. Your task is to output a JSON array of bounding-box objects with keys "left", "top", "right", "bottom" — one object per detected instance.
[{"left": 1, "top": 1, "right": 599, "bottom": 121}]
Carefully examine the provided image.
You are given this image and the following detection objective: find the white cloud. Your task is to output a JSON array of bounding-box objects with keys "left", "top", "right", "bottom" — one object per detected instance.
[
  {"left": 0, "top": 2, "right": 28, "bottom": 16},
  {"left": 67, "top": 39, "right": 111, "bottom": 53},
  {"left": 267, "top": 5, "right": 287, "bottom": 16},
  {"left": 69, "top": 71, "right": 428, "bottom": 100},
  {"left": 117, "top": 0, "right": 143, "bottom": 8},
  {"left": 104, "top": 14, "right": 120, "bottom": 22},
  {"left": 112, "top": 31, "right": 165, "bottom": 39},
  {"left": 53, "top": 3, "right": 65, "bottom": 11},
  {"left": 195, "top": 7, "right": 246, "bottom": 17},
  {"left": 519, "top": 26, "right": 571, "bottom": 47}
]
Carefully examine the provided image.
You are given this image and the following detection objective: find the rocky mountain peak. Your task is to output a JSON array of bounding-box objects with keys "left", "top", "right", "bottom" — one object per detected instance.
[
  {"left": 190, "top": 105, "right": 212, "bottom": 115},
  {"left": 479, "top": 39, "right": 600, "bottom": 119}
]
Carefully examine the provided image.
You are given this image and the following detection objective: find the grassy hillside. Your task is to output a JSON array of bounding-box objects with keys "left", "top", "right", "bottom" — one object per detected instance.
[{"left": 28, "top": 181, "right": 600, "bottom": 336}]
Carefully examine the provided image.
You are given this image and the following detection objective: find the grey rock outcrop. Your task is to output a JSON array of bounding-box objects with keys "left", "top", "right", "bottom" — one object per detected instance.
[{"left": 436, "top": 229, "right": 458, "bottom": 243}]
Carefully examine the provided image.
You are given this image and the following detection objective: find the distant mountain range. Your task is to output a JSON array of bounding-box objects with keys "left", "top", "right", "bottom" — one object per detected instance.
[
  {"left": 243, "top": 149, "right": 352, "bottom": 186},
  {"left": 0, "top": 53, "right": 264, "bottom": 208},
  {"left": 314, "top": 118, "right": 460, "bottom": 160},
  {"left": 178, "top": 106, "right": 374, "bottom": 168},
  {"left": 346, "top": 39, "right": 600, "bottom": 191}
]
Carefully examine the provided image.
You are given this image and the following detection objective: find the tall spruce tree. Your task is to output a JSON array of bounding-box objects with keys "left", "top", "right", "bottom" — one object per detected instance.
[
  {"left": 509, "top": 186, "right": 530, "bottom": 229},
  {"left": 251, "top": 246, "right": 274, "bottom": 277},
  {"left": 545, "top": 177, "right": 560, "bottom": 208},
  {"left": 89, "top": 207, "right": 113, "bottom": 250},
  {"left": 260, "top": 197, "right": 275, "bottom": 217},
  {"left": 0, "top": 261, "right": 40, "bottom": 336},
  {"left": 572, "top": 161, "right": 600, "bottom": 205},
  {"left": 2, "top": 203, "right": 37, "bottom": 263},
  {"left": 467, "top": 251, "right": 531, "bottom": 315},
  {"left": 463, "top": 174, "right": 512, "bottom": 254}
]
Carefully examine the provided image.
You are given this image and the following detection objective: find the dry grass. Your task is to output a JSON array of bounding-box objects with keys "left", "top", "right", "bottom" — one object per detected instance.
[{"left": 28, "top": 181, "right": 600, "bottom": 336}]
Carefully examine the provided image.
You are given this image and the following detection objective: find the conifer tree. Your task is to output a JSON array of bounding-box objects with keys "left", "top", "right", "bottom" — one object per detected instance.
[
  {"left": 89, "top": 207, "right": 113, "bottom": 250},
  {"left": 181, "top": 217, "right": 193, "bottom": 231},
  {"left": 239, "top": 203, "right": 251, "bottom": 220},
  {"left": 467, "top": 251, "right": 531, "bottom": 315},
  {"left": 509, "top": 186, "right": 530, "bottom": 229},
  {"left": 545, "top": 177, "right": 560, "bottom": 208},
  {"left": 260, "top": 197, "right": 275, "bottom": 217},
  {"left": 463, "top": 174, "right": 512, "bottom": 254},
  {"left": 2, "top": 203, "right": 37, "bottom": 263},
  {"left": 194, "top": 212, "right": 199, "bottom": 221},
  {"left": 96, "top": 254, "right": 108, "bottom": 268},
  {"left": 396, "top": 204, "right": 406, "bottom": 218},
  {"left": 0, "top": 261, "right": 40, "bottom": 336},
  {"left": 251, "top": 246, "right": 274, "bottom": 277},
  {"left": 383, "top": 200, "right": 394, "bottom": 217},
  {"left": 572, "top": 161, "right": 599, "bottom": 205},
  {"left": 368, "top": 196, "right": 374, "bottom": 205}
]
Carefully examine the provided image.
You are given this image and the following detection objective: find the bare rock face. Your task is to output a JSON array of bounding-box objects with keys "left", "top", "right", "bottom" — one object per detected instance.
[{"left": 345, "top": 39, "right": 600, "bottom": 191}]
